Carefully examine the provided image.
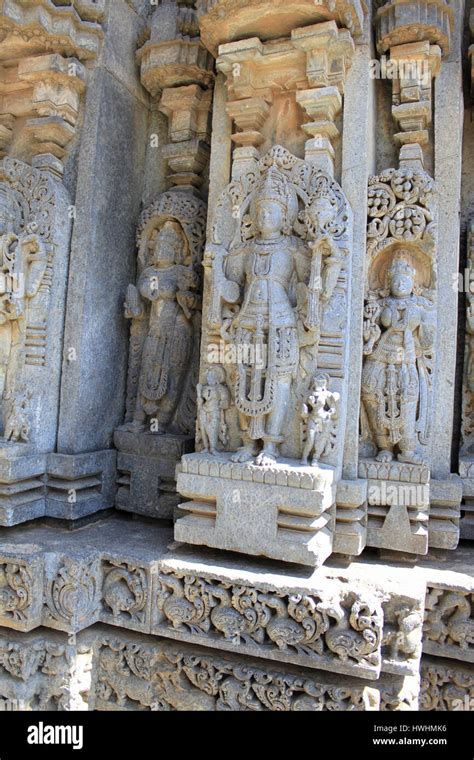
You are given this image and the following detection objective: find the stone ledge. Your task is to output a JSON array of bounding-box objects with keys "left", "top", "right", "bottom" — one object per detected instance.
[
  {"left": 0, "top": 623, "right": 420, "bottom": 711},
  {"left": 0, "top": 0, "right": 105, "bottom": 62},
  {"left": 0, "top": 517, "right": 471, "bottom": 674}
]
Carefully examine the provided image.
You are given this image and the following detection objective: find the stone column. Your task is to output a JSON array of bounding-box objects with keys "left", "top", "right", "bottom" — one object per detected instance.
[
  {"left": 358, "top": 0, "right": 462, "bottom": 556},
  {"left": 0, "top": 0, "right": 119, "bottom": 525},
  {"left": 173, "top": 0, "right": 366, "bottom": 568}
]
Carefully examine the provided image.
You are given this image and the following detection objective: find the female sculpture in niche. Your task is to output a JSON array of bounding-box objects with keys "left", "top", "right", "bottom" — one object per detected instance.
[
  {"left": 124, "top": 219, "right": 200, "bottom": 434},
  {"left": 0, "top": 183, "right": 46, "bottom": 442},
  {"left": 361, "top": 251, "right": 434, "bottom": 465}
]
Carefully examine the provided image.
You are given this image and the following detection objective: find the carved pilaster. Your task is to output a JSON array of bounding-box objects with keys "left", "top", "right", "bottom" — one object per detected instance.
[
  {"left": 0, "top": 0, "right": 106, "bottom": 177},
  {"left": 459, "top": 223, "right": 474, "bottom": 538}
]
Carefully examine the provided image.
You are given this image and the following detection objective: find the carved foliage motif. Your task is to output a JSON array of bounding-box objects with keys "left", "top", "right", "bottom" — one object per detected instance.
[
  {"left": 0, "top": 636, "right": 92, "bottom": 710},
  {"left": 367, "top": 168, "right": 436, "bottom": 252},
  {"left": 44, "top": 558, "right": 101, "bottom": 629},
  {"left": 94, "top": 639, "right": 372, "bottom": 711},
  {"left": 421, "top": 662, "right": 474, "bottom": 711},
  {"left": 155, "top": 572, "right": 383, "bottom": 669},
  {"left": 0, "top": 562, "right": 32, "bottom": 623}
]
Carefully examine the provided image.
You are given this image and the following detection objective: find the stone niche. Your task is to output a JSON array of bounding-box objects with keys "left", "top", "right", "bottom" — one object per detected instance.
[
  {"left": 175, "top": 139, "right": 354, "bottom": 567},
  {"left": 360, "top": 154, "right": 462, "bottom": 552},
  {"left": 0, "top": 156, "right": 72, "bottom": 525},
  {"left": 114, "top": 190, "right": 207, "bottom": 519},
  {"left": 173, "top": 12, "right": 359, "bottom": 568}
]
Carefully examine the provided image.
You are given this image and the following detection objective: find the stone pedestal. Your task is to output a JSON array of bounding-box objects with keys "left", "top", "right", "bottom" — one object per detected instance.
[
  {"left": 361, "top": 459, "right": 430, "bottom": 555},
  {"left": 114, "top": 429, "right": 194, "bottom": 519},
  {"left": 175, "top": 453, "right": 336, "bottom": 566}
]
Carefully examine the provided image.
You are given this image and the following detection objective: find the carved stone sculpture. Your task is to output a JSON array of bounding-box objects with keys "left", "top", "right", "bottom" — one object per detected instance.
[
  {"left": 197, "top": 367, "right": 230, "bottom": 455},
  {"left": 361, "top": 252, "right": 435, "bottom": 465},
  {"left": 115, "top": 191, "right": 207, "bottom": 519},
  {"left": 175, "top": 145, "right": 353, "bottom": 566},
  {"left": 0, "top": 183, "right": 48, "bottom": 443},
  {"left": 124, "top": 219, "right": 200, "bottom": 435},
  {"left": 460, "top": 222, "right": 474, "bottom": 538},
  {"left": 301, "top": 374, "right": 339, "bottom": 466}
]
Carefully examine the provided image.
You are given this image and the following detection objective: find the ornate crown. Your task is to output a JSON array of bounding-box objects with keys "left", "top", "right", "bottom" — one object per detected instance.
[{"left": 255, "top": 165, "right": 289, "bottom": 212}]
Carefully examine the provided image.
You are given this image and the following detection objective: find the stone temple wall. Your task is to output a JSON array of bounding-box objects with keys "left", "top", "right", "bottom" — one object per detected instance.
[{"left": 0, "top": 0, "right": 472, "bottom": 712}]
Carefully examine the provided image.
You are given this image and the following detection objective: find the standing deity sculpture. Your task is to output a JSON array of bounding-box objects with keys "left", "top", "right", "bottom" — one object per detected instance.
[
  {"left": 204, "top": 148, "right": 349, "bottom": 467},
  {"left": 206, "top": 163, "right": 313, "bottom": 466},
  {"left": 361, "top": 252, "right": 435, "bottom": 464},
  {"left": 124, "top": 219, "right": 201, "bottom": 434},
  {"left": 300, "top": 374, "right": 339, "bottom": 466},
  {"left": 0, "top": 183, "right": 47, "bottom": 443}
]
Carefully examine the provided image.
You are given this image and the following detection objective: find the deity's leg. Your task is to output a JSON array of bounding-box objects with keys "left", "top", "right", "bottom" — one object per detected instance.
[
  {"left": 126, "top": 395, "right": 148, "bottom": 432},
  {"left": 255, "top": 376, "right": 291, "bottom": 466},
  {"left": 199, "top": 413, "right": 210, "bottom": 453},
  {"left": 311, "top": 432, "right": 329, "bottom": 466},
  {"left": 362, "top": 361, "right": 395, "bottom": 461},
  {"left": 301, "top": 427, "right": 316, "bottom": 465},
  {"left": 397, "top": 366, "right": 422, "bottom": 464},
  {"left": 231, "top": 411, "right": 259, "bottom": 463}
]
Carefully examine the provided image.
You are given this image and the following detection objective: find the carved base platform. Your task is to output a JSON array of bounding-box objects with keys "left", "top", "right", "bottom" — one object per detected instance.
[
  {"left": 175, "top": 452, "right": 336, "bottom": 567},
  {"left": 156, "top": 544, "right": 427, "bottom": 680},
  {"left": 114, "top": 429, "right": 194, "bottom": 519},
  {"left": 0, "top": 447, "right": 116, "bottom": 526},
  {"left": 0, "top": 625, "right": 420, "bottom": 712},
  {"left": 0, "top": 514, "right": 472, "bottom": 711},
  {"left": 89, "top": 626, "right": 419, "bottom": 712},
  {"left": 359, "top": 459, "right": 431, "bottom": 555}
]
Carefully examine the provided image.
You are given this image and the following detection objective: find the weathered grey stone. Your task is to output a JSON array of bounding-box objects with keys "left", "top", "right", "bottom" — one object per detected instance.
[
  {"left": 0, "top": 0, "right": 471, "bottom": 717},
  {"left": 115, "top": 431, "right": 193, "bottom": 519},
  {"left": 89, "top": 625, "right": 419, "bottom": 711},
  {"left": 421, "top": 656, "right": 474, "bottom": 711},
  {"left": 176, "top": 452, "right": 337, "bottom": 566},
  {"left": 0, "top": 626, "right": 93, "bottom": 711}
]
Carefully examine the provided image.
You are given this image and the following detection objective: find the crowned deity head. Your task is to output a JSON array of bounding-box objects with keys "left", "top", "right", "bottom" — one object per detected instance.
[
  {"left": 387, "top": 252, "right": 416, "bottom": 298},
  {"left": 150, "top": 220, "right": 185, "bottom": 268},
  {"left": 254, "top": 166, "right": 291, "bottom": 239},
  {"left": 0, "top": 184, "right": 22, "bottom": 238}
]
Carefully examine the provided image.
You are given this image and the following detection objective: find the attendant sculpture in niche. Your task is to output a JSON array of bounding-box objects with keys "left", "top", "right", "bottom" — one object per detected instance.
[
  {"left": 197, "top": 366, "right": 230, "bottom": 454},
  {"left": 124, "top": 219, "right": 201, "bottom": 434},
  {"left": 300, "top": 374, "right": 339, "bottom": 466},
  {"left": 361, "top": 251, "right": 434, "bottom": 465},
  {"left": 0, "top": 184, "right": 47, "bottom": 443}
]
